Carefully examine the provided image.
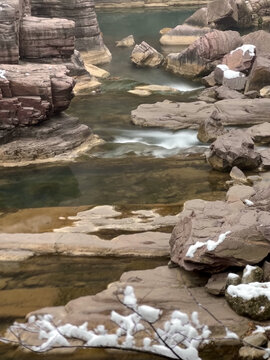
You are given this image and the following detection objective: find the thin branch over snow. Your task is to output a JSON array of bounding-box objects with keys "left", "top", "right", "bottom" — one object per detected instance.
[{"left": 3, "top": 286, "right": 213, "bottom": 360}]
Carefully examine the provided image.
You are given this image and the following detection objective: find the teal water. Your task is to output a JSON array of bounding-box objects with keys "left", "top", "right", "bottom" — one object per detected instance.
[{"left": 0, "top": 8, "right": 229, "bottom": 212}]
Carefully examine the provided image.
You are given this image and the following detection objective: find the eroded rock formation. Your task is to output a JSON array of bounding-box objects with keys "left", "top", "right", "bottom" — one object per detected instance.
[{"left": 30, "top": 0, "right": 111, "bottom": 65}]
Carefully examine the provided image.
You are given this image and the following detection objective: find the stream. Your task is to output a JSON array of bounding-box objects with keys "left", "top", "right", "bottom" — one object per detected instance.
[{"left": 0, "top": 6, "right": 230, "bottom": 359}]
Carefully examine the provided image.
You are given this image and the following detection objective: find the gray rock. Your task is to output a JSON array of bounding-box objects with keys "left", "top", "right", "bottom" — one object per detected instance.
[
  {"left": 242, "top": 30, "right": 270, "bottom": 56},
  {"left": 184, "top": 7, "right": 209, "bottom": 27},
  {"left": 215, "top": 85, "right": 246, "bottom": 100}
]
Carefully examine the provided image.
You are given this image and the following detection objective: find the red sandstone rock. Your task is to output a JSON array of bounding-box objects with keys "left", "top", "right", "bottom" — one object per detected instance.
[
  {"left": 20, "top": 16, "right": 75, "bottom": 60},
  {"left": 207, "top": 0, "right": 239, "bottom": 28},
  {"left": 0, "top": 64, "right": 75, "bottom": 129},
  {"left": 165, "top": 30, "right": 243, "bottom": 78},
  {"left": 245, "top": 56, "right": 270, "bottom": 92}
]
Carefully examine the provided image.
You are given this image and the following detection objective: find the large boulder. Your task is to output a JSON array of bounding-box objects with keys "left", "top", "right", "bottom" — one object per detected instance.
[
  {"left": 207, "top": 0, "right": 239, "bottom": 29},
  {"left": 20, "top": 16, "right": 75, "bottom": 60},
  {"left": 214, "top": 64, "right": 247, "bottom": 90},
  {"left": 207, "top": 129, "right": 261, "bottom": 171},
  {"left": 165, "top": 30, "right": 243, "bottom": 78},
  {"left": 30, "top": 0, "right": 111, "bottom": 65},
  {"left": 131, "top": 41, "right": 164, "bottom": 67},
  {"left": 222, "top": 44, "right": 256, "bottom": 73},
  {"left": 245, "top": 56, "right": 270, "bottom": 92},
  {"left": 170, "top": 182, "right": 270, "bottom": 273},
  {"left": 242, "top": 30, "right": 270, "bottom": 56},
  {"left": 184, "top": 7, "right": 209, "bottom": 27},
  {"left": 0, "top": 64, "right": 75, "bottom": 128}
]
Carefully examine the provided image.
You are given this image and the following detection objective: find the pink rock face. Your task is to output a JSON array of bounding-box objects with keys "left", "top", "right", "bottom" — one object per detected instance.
[
  {"left": 30, "top": 0, "right": 107, "bottom": 53},
  {"left": 223, "top": 47, "right": 255, "bottom": 73},
  {"left": 0, "top": 64, "right": 75, "bottom": 129},
  {"left": 170, "top": 182, "right": 270, "bottom": 273},
  {"left": 166, "top": 30, "right": 243, "bottom": 77},
  {"left": 20, "top": 16, "right": 75, "bottom": 59}
]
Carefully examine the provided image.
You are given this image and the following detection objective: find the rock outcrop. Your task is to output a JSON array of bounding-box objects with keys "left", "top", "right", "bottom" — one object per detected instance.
[
  {"left": 170, "top": 181, "right": 270, "bottom": 272},
  {"left": 130, "top": 41, "right": 164, "bottom": 67},
  {"left": 131, "top": 98, "right": 270, "bottom": 130},
  {"left": 20, "top": 16, "right": 75, "bottom": 60},
  {"left": 165, "top": 30, "right": 242, "bottom": 77},
  {"left": 0, "top": 114, "right": 102, "bottom": 165},
  {"left": 242, "top": 30, "right": 270, "bottom": 55},
  {"left": 30, "top": 0, "right": 111, "bottom": 65},
  {"left": 115, "top": 35, "right": 135, "bottom": 47},
  {"left": 0, "top": 64, "right": 75, "bottom": 129},
  {"left": 245, "top": 56, "right": 270, "bottom": 92}
]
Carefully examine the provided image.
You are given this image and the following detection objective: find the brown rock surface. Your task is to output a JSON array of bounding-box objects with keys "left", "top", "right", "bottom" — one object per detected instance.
[
  {"left": 242, "top": 30, "right": 270, "bottom": 55},
  {"left": 207, "top": 130, "right": 261, "bottom": 171},
  {"left": 165, "top": 30, "right": 242, "bottom": 78},
  {"left": 20, "top": 16, "right": 75, "bottom": 60},
  {"left": 131, "top": 98, "right": 270, "bottom": 130},
  {"left": 170, "top": 182, "right": 270, "bottom": 272},
  {"left": 245, "top": 56, "right": 270, "bottom": 92},
  {"left": 197, "top": 111, "right": 226, "bottom": 143},
  {"left": 207, "top": 0, "right": 239, "bottom": 29},
  {"left": 222, "top": 46, "right": 255, "bottom": 73},
  {"left": 247, "top": 122, "right": 270, "bottom": 144},
  {"left": 0, "top": 64, "right": 75, "bottom": 128},
  {"left": 130, "top": 41, "right": 164, "bottom": 67},
  {"left": 12, "top": 266, "right": 251, "bottom": 357}
]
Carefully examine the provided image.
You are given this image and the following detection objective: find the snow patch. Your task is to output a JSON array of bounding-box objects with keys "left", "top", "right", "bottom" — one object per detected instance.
[
  {"left": 186, "top": 231, "right": 231, "bottom": 258},
  {"left": 227, "top": 282, "right": 270, "bottom": 301},
  {"left": 244, "top": 199, "right": 254, "bottom": 206},
  {"left": 0, "top": 69, "right": 6, "bottom": 80},
  {"left": 243, "top": 264, "right": 257, "bottom": 278},
  {"left": 230, "top": 44, "right": 256, "bottom": 57}
]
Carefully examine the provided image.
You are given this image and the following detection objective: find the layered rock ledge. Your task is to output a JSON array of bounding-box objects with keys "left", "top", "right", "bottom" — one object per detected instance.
[{"left": 131, "top": 98, "right": 270, "bottom": 130}]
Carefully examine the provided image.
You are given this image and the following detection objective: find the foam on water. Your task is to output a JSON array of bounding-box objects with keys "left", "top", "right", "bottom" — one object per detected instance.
[{"left": 94, "top": 129, "right": 202, "bottom": 158}]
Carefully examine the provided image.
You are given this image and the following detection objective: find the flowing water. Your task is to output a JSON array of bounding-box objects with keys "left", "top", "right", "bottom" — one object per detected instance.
[{"left": 0, "top": 7, "right": 230, "bottom": 359}]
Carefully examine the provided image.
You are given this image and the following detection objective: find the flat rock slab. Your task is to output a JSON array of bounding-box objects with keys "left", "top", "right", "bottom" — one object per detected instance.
[
  {"left": 53, "top": 205, "right": 180, "bottom": 234},
  {"left": 131, "top": 98, "right": 270, "bottom": 130},
  {"left": 0, "top": 231, "right": 170, "bottom": 261},
  {"left": 17, "top": 266, "right": 252, "bottom": 357}
]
